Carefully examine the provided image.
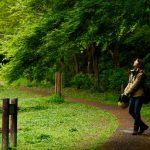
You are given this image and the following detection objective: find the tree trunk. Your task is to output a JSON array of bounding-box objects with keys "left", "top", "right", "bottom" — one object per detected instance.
[
  {"left": 60, "top": 57, "right": 65, "bottom": 71},
  {"left": 91, "top": 45, "right": 99, "bottom": 77},
  {"left": 109, "top": 43, "right": 120, "bottom": 68},
  {"left": 87, "top": 48, "right": 93, "bottom": 74},
  {"left": 73, "top": 54, "right": 79, "bottom": 74},
  {"left": 92, "top": 45, "right": 99, "bottom": 89}
]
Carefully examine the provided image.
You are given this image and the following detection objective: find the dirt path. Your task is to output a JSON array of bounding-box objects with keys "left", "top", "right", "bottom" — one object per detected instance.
[{"left": 19, "top": 87, "right": 150, "bottom": 150}]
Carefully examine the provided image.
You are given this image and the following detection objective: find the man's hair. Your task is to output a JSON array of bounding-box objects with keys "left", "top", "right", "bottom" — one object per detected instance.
[{"left": 137, "top": 58, "right": 144, "bottom": 69}]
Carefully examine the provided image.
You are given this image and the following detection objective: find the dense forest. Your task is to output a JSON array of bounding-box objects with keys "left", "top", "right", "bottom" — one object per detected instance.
[{"left": 0, "top": 0, "right": 150, "bottom": 91}]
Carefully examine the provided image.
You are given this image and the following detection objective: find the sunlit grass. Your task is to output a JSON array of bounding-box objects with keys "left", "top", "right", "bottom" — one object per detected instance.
[{"left": 0, "top": 86, "right": 118, "bottom": 150}]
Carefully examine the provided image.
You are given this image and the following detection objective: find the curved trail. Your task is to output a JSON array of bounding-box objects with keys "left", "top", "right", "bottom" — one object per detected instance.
[{"left": 19, "top": 87, "right": 150, "bottom": 150}]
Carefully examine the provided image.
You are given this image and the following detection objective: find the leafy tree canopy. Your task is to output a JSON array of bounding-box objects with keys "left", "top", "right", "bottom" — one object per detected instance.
[{"left": 0, "top": 0, "right": 150, "bottom": 89}]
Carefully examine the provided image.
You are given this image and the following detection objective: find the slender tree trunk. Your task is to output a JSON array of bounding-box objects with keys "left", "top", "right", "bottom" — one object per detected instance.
[
  {"left": 91, "top": 44, "right": 99, "bottom": 89},
  {"left": 87, "top": 48, "right": 93, "bottom": 74},
  {"left": 109, "top": 43, "right": 120, "bottom": 68},
  {"left": 91, "top": 45, "right": 99, "bottom": 77},
  {"left": 86, "top": 44, "right": 100, "bottom": 81},
  {"left": 73, "top": 54, "right": 79, "bottom": 74}
]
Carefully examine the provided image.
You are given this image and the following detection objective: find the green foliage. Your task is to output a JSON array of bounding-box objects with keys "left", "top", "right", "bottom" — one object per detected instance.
[
  {"left": 47, "top": 94, "right": 65, "bottom": 103},
  {"left": 99, "top": 69, "right": 113, "bottom": 92},
  {"left": 125, "top": 25, "right": 150, "bottom": 54},
  {"left": 73, "top": 73, "right": 86, "bottom": 89},
  {"left": 12, "top": 78, "right": 29, "bottom": 86},
  {"left": 145, "top": 64, "right": 150, "bottom": 84},
  {"left": 62, "top": 69, "right": 74, "bottom": 87},
  {"left": 144, "top": 53, "right": 150, "bottom": 84},
  {"left": 73, "top": 73, "right": 95, "bottom": 89},
  {"left": 46, "top": 65, "right": 57, "bottom": 85},
  {"left": 0, "top": 0, "right": 150, "bottom": 91},
  {"left": 108, "top": 68, "right": 128, "bottom": 91},
  {"left": 99, "top": 68, "right": 128, "bottom": 91}
]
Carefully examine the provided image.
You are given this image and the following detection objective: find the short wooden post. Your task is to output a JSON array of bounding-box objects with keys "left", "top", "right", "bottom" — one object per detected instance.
[
  {"left": 2, "top": 98, "right": 18, "bottom": 150},
  {"left": 55, "top": 72, "right": 62, "bottom": 96},
  {"left": 2, "top": 98, "right": 10, "bottom": 150},
  {"left": 10, "top": 98, "right": 18, "bottom": 147}
]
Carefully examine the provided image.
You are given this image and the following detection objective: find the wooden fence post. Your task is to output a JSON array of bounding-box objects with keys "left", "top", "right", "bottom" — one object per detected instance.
[
  {"left": 10, "top": 98, "right": 18, "bottom": 147},
  {"left": 55, "top": 72, "right": 62, "bottom": 96},
  {"left": 2, "top": 98, "right": 10, "bottom": 150},
  {"left": 2, "top": 98, "right": 18, "bottom": 150}
]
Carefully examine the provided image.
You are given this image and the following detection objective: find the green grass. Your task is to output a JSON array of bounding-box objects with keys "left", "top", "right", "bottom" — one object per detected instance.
[
  {"left": 142, "top": 104, "right": 150, "bottom": 124},
  {"left": 62, "top": 87, "right": 119, "bottom": 105},
  {"left": 62, "top": 87, "right": 150, "bottom": 126},
  {"left": 0, "top": 86, "right": 118, "bottom": 150}
]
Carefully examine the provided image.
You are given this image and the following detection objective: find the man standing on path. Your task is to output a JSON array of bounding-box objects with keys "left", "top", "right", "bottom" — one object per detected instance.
[{"left": 123, "top": 58, "right": 149, "bottom": 135}]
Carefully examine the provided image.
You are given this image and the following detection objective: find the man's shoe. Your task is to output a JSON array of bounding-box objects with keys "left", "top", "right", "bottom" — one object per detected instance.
[
  {"left": 132, "top": 125, "right": 139, "bottom": 135},
  {"left": 138, "top": 125, "right": 149, "bottom": 135},
  {"left": 132, "top": 131, "right": 138, "bottom": 135}
]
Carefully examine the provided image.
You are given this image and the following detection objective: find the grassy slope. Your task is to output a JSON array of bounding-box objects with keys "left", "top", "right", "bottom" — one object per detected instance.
[{"left": 0, "top": 86, "right": 118, "bottom": 150}]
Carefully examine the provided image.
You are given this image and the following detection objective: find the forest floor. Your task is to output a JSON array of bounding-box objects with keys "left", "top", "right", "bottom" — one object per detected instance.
[{"left": 19, "top": 86, "right": 150, "bottom": 150}]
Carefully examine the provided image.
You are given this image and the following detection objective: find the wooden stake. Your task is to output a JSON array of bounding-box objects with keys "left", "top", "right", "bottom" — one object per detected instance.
[
  {"left": 2, "top": 98, "right": 10, "bottom": 150},
  {"left": 55, "top": 72, "right": 62, "bottom": 96},
  {"left": 10, "top": 98, "right": 18, "bottom": 147}
]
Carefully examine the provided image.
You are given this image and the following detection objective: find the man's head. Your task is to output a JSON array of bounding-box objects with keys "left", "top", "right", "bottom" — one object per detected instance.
[{"left": 133, "top": 58, "right": 144, "bottom": 69}]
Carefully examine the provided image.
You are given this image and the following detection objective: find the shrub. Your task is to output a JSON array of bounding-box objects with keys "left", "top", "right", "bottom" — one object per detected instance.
[
  {"left": 47, "top": 94, "right": 64, "bottom": 103},
  {"left": 62, "top": 69, "right": 74, "bottom": 87},
  {"left": 72, "top": 73, "right": 94, "bottom": 89},
  {"left": 108, "top": 68, "right": 128, "bottom": 91},
  {"left": 72, "top": 73, "right": 86, "bottom": 89},
  {"left": 99, "top": 68, "right": 128, "bottom": 92},
  {"left": 11, "top": 77, "right": 29, "bottom": 86},
  {"left": 145, "top": 63, "right": 150, "bottom": 84},
  {"left": 46, "top": 65, "right": 57, "bottom": 85},
  {"left": 98, "top": 69, "right": 113, "bottom": 92}
]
